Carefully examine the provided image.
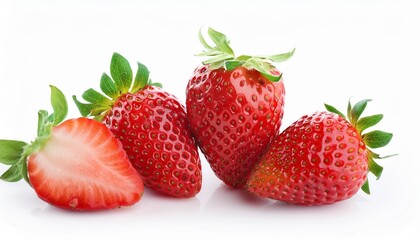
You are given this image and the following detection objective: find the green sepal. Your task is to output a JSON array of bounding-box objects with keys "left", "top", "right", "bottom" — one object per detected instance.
[
  {"left": 368, "top": 156, "right": 384, "bottom": 180},
  {"left": 0, "top": 140, "right": 27, "bottom": 165},
  {"left": 207, "top": 28, "right": 234, "bottom": 56},
  {"left": 242, "top": 58, "right": 277, "bottom": 80},
  {"left": 72, "top": 96, "right": 94, "bottom": 117},
  {"left": 236, "top": 55, "right": 253, "bottom": 62},
  {"left": 325, "top": 98, "right": 395, "bottom": 196},
  {"left": 196, "top": 27, "right": 294, "bottom": 82},
  {"left": 346, "top": 100, "right": 352, "bottom": 123},
  {"left": 100, "top": 73, "right": 119, "bottom": 99},
  {"left": 363, "top": 130, "right": 393, "bottom": 149},
  {"left": 37, "top": 110, "right": 49, "bottom": 136},
  {"left": 82, "top": 88, "right": 113, "bottom": 106},
  {"left": 110, "top": 52, "right": 133, "bottom": 94},
  {"left": 73, "top": 53, "right": 157, "bottom": 120},
  {"left": 209, "top": 61, "right": 226, "bottom": 70},
  {"left": 195, "top": 50, "right": 222, "bottom": 57},
  {"left": 198, "top": 27, "right": 213, "bottom": 50},
  {"left": 132, "top": 62, "right": 150, "bottom": 93},
  {"left": 350, "top": 99, "right": 371, "bottom": 125},
  {"left": 149, "top": 81, "right": 163, "bottom": 88},
  {"left": 49, "top": 85, "right": 68, "bottom": 126},
  {"left": 0, "top": 161, "right": 24, "bottom": 182},
  {"left": 21, "top": 157, "right": 30, "bottom": 185},
  {"left": 361, "top": 179, "right": 370, "bottom": 194},
  {"left": 370, "top": 150, "right": 398, "bottom": 160},
  {"left": 356, "top": 114, "right": 383, "bottom": 133},
  {"left": 243, "top": 56, "right": 282, "bottom": 81},
  {"left": 263, "top": 48, "right": 296, "bottom": 63},
  {"left": 324, "top": 103, "right": 346, "bottom": 119},
  {"left": 225, "top": 61, "right": 243, "bottom": 71},
  {"left": 262, "top": 72, "right": 282, "bottom": 82},
  {"left": 196, "top": 28, "right": 234, "bottom": 63},
  {"left": 203, "top": 53, "right": 235, "bottom": 66}
]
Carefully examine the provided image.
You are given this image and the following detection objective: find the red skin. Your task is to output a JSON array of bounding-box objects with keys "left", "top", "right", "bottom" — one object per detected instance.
[
  {"left": 103, "top": 86, "right": 202, "bottom": 198},
  {"left": 186, "top": 65, "right": 285, "bottom": 188},
  {"left": 247, "top": 112, "right": 369, "bottom": 205}
]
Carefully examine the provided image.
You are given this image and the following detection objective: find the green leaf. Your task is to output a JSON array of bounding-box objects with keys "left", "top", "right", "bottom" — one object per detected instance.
[
  {"left": 0, "top": 140, "right": 27, "bottom": 165},
  {"left": 265, "top": 48, "right": 296, "bottom": 63},
  {"left": 363, "top": 130, "right": 393, "bottom": 148},
  {"left": 361, "top": 179, "right": 370, "bottom": 194},
  {"left": 207, "top": 28, "right": 234, "bottom": 56},
  {"left": 350, "top": 99, "right": 371, "bottom": 125},
  {"left": 100, "top": 73, "right": 118, "bottom": 99},
  {"left": 356, "top": 114, "right": 383, "bottom": 133},
  {"left": 368, "top": 156, "right": 384, "bottom": 180},
  {"left": 225, "top": 61, "right": 243, "bottom": 71},
  {"left": 110, "top": 52, "right": 133, "bottom": 94},
  {"left": 82, "top": 88, "right": 112, "bottom": 106},
  {"left": 1, "top": 162, "right": 23, "bottom": 182},
  {"left": 131, "top": 62, "right": 150, "bottom": 93},
  {"left": 49, "top": 85, "right": 68, "bottom": 126},
  {"left": 72, "top": 96, "right": 94, "bottom": 117},
  {"left": 324, "top": 103, "right": 346, "bottom": 119}
]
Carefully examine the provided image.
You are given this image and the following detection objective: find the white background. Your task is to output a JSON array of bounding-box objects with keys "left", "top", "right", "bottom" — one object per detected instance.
[{"left": 0, "top": 0, "right": 419, "bottom": 239}]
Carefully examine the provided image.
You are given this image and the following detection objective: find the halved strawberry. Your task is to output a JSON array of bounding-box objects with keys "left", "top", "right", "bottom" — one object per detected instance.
[{"left": 0, "top": 86, "right": 144, "bottom": 211}]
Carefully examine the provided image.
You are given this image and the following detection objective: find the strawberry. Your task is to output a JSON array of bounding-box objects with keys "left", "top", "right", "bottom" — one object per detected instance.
[
  {"left": 246, "top": 99, "right": 394, "bottom": 205},
  {"left": 73, "top": 53, "right": 202, "bottom": 198},
  {"left": 186, "top": 28, "right": 294, "bottom": 188},
  {"left": 0, "top": 86, "right": 144, "bottom": 211}
]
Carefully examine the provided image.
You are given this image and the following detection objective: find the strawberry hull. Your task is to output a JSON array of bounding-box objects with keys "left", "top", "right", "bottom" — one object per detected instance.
[{"left": 186, "top": 65, "right": 285, "bottom": 188}]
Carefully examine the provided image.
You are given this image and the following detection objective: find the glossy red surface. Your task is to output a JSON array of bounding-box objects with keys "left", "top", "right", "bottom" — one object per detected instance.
[{"left": 186, "top": 65, "right": 285, "bottom": 188}]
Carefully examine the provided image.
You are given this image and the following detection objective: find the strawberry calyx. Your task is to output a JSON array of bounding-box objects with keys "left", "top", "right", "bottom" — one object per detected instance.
[
  {"left": 73, "top": 53, "right": 161, "bottom": 121},
  {"left": 324, "top": 99, "right": 395, "bottom": 194},
  {"left": 0, "top": 86, "right": 68, "bottom": 184},
  {"left": 196, "top": 27, "right": 295, "bottom": 82}
]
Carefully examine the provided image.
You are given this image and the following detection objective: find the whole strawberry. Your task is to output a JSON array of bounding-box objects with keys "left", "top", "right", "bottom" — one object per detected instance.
[
  {"left": 186, "top": 28, "right": 294, "bottom": 188},
  {"left": 247, "top": 99, "right": 394, "bottom": 205},
  {"left": 0, "top": 86, "right": 144, "bottom": 211},
  {"left": 74, "top": 53, "right": 202, "bottom": 198}
]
